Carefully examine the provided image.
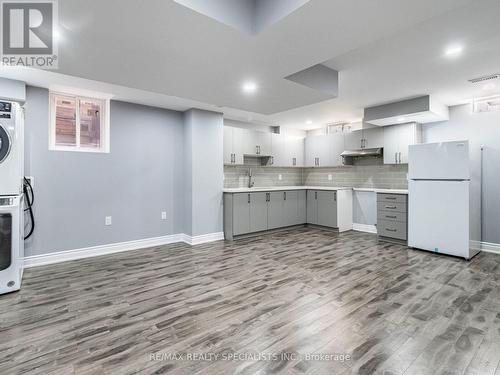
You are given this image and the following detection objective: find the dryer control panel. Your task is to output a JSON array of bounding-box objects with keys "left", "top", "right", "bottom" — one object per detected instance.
[{"left": 0, "top": 102, "right": 12, "bottom": 119}]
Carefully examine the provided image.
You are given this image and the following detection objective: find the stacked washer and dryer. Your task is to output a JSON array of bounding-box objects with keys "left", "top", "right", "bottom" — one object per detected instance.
[{"left": 0, "top": 100, "right": 25, "bottom": 294}]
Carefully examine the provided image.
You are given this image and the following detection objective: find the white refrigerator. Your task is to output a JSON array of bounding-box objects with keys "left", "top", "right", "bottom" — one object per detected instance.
[{"left": 408, "top": 140, "right": 481, "bottom": 259}]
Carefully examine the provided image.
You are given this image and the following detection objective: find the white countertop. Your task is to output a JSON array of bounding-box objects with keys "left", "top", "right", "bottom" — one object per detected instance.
[
  {"left": 353, "top": 188, "right": 408, "bottom": 194},
  {"left": 223, "top": 186, "right": 407, "bottom": 194},
  {"left": 223, "top": 186, "right": 352, "bottom": 193}
]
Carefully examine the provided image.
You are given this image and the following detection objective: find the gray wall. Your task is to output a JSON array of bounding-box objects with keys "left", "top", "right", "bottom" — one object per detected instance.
[
  {"left": 24, "top": 87, "right": 185, "bottom": 256},
  {"left": 183, "top": 109, "right": 224, "bottom": 236},
  {"left": 422, "top": 103, "right": 500, "bottom": 244}
]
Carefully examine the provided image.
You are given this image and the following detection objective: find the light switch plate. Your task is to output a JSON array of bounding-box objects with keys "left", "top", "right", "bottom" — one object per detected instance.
[
  {"left": 328, "top": 174, "right": 332, "bottom": 181},
  {"left": 278, "top": 174, "right": 282, "bottom": 180},
  {"left": 105, "top": 216, "right": 112, "bottom": 226},
  {"left": 161, "top": 211, "right": 167, "bottom": 220}
]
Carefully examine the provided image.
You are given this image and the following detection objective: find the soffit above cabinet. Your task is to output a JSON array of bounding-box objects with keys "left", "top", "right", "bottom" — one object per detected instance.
[{"left": 363, "top": 95, "right": 449, "bottom": 126}]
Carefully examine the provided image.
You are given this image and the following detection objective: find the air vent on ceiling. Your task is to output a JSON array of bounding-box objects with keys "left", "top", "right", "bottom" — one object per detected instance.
[{"left": 468, "top": 74, "right": 499, "bottom": 84}]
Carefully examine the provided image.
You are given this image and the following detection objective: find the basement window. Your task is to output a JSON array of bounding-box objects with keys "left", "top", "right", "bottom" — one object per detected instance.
[{"left": 49, "top": 92, "right": 110, "bottom": 153}]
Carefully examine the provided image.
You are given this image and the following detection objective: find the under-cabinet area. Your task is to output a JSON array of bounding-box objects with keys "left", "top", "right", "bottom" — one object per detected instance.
[{"left": 223, "top": 187, "right": 353, "bottom": 240}]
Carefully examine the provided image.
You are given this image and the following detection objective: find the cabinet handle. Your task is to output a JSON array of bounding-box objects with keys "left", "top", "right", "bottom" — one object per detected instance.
[
  {"left": 385, "top": 197, "right": 397, "bottom": 200},
  {"left": 398, "top": 152, "right": 402, "bottom": 164},
  {"left": 284, "top": 192, "right": 286, "bottom": 200},
  {"left": 293, "top": 157, "right": 296, "bottom": 166},
  {"left": 385, "top": 215, "right": 397, "bottom": 219},
  {"left": 385, "top": 205, "right": 397, "bottom": 209},
  {"left": 385, "top": 228, "right": 397, "bottom": 232},
  {"left": 267, "top": 193, "right": 270, "bottom": 202},
  {"left": 270, "top": 156, "right": 274, "bottom": 165},
  {"left": 333, "top": 191, "right": 337, "bottom": 201},
  {"left": 248, "top": 194, "right": 250, "bottom": 204},
  {"left": 315, "top": 191, "right": 317, "bottom": 200},
  {"left": 233, "top": 153, "right": 235, "bottom": 163},
  {"left": 395, "top": 152, "right": 398, "bottom": 163}
]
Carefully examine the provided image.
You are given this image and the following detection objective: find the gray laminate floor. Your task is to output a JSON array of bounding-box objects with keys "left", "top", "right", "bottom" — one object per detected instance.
[{"left": 1, "top": 228, "right": 500, "bottom": 375}]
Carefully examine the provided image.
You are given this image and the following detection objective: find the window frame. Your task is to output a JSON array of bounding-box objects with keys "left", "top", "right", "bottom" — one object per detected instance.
[{"left": 49, "top": 91, "right": 110, "bottom": 153}]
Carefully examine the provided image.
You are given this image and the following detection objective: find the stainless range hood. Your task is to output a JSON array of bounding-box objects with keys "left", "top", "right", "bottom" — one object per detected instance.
[
  {"left": 341, "top": 148, "right": 383, "bottom": 165},
  {"left": 340, "top": 148, "right": 383, "bottom": 157}
]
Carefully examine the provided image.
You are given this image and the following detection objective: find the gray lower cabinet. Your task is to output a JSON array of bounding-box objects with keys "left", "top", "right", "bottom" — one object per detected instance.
[
  {"left": 307, "top": 190, "right": 318, "bottom": 225},
  {"left": 232, "top": 193, "right": 250, "bottom": 236},
  {"left": 224, "top": 190, "right": 307, "bottom": 239},
  {"left": 268, "top": 192, "right": 285, "bottom": 229},
  {"left": 307, "top": 190, "right": 338, "bottom": 228},
  {"left": 376, "top": 193, "right": 408, "bottom": 242},
  {"left": 283, "top": 190, "right": 305, "bottom": 226},
  {"left": 317, "top": 190, "right": 337, "bottom": 228},
  {"left": 250, "top": 192, "right": 268, "bottom": 233}
]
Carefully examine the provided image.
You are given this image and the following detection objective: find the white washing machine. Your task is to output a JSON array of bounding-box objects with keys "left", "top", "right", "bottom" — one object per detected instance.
[
  {"left": 0, "top": 195, "right": 24, "bottom": 294},
  {"left": 0, "top": 101, "right": 24, "bottom": 196}
]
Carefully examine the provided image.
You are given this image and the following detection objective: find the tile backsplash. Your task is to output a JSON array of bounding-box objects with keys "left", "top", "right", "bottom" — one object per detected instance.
[
  {"left": 224, "top": 164, "right": 408, "bottom": 189},
  {"left": 224, "top": 166, "right": 303, "bottom": 188},
  {"left": 302, "top": 164, "right": 408, "bottom": 189}
]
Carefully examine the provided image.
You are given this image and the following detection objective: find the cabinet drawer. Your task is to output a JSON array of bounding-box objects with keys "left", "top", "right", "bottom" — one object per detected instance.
[
  {"left": 378, "top": 220, "right": 407, "bottom": 240},
  {"left": 377, "top": 201, "right": 407, "bottom": 213},
  {"left": 377, "top": 211, "right": 406, "bottom": 223},
  {"left": 377, "top": 193, "right": 407, "bottom": 203}
]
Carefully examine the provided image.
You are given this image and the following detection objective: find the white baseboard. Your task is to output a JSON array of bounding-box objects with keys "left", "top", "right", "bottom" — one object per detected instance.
[
  {"left": 353, "top": 223, "right": 377, "bottom": 234},
  {"left": 480, "top": 241, "right": 500, "bottom": 255},
  {"left": 24, "top": 232, "right": 224, "bottom": 268},
  {"left": 182, "top": 232, "right": 224, "bottom": 245}
]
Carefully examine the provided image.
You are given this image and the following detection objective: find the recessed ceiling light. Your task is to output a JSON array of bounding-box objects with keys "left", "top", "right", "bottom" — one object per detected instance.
[
  {"left": 242, "top": 81, "right": 257, "bottom": 94},
  {"left": 444, "top": 44, "right": 464, "bottom": 57},
  {"left": 397, "top": 117, "right": 406, "bottom": 122},
  {"left": 306, "top": 120, "right": 313, "bottom": 125}
]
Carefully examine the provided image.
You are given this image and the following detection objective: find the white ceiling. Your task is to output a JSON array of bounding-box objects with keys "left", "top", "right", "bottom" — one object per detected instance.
[{"left": 1, "top": 0, "right": 500, "bottom": 130}]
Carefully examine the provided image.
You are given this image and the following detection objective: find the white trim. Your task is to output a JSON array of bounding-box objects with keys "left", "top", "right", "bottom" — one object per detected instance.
[
  {"left": 182, "top": 232, "right": 225, "bottom": 245},
  {"left": 23, "top": 232, "right": 225, "bottom": 268},
  {"left": 353, "top": 223, "right": 377, "bottom": 234},
  {"left": 480, "top": 241, "right": 500, "bottom": 255},
  {"left": 49, "top": 91, "right": 110, "bottom": 153}
]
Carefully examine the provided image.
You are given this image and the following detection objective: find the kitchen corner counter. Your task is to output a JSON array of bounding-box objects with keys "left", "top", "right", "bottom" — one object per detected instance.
[
  {"left": 353, "top": 188, "right": 408, "bottom": 195},
  {"left": 223, "top": 186, "right": 353, "bottom": 193}
]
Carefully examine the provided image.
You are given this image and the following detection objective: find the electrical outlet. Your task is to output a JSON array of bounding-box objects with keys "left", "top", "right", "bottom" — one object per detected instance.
[
  {"left": 105, "top": 216, "right": 112, "bottom": 226},
  {"left": 328, "top": 174, "right": 332, "bottom": 181},
  {"left": 278, "top": 174, "right": 282, "bottom": 181},
  {"left": 161, "top": 211, "right": 167, "bottom": 220}
]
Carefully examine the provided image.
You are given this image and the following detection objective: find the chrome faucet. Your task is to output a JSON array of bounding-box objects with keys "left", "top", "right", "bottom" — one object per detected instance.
[{"left": 248, "top": 168, "right": 254, "bottom": 188}]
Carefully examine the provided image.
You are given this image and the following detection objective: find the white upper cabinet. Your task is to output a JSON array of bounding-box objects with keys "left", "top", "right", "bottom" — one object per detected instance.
[
  {"left": 223, "top": 127, "right": 244, "bottom": 165},
  {"left": 362, "top": 128, "right": 384, "bottom": 149},
  {"left": 328, "top": 133, "right": 345, "bottom": 166},
  {"left": 344, "top": 130, "right": 363, "bottom": 150},
  {"left": 305, "top": 133, "right": 345, "bottom": 167},
  {"left": 305, "top": 135, "right": 331, "bottom": 167},
  {"left": 344, "top": 127, "right": 383, "bottom": 150},
  {"left": 286, "top": 136, "right": 304, "bottom": 167},
  {"left": 383, "top": 122, "right": 422, "bottom": 164},
  {"left": 383, "top": 125, "right": 400, "bottom": 165},
  {"left": 270, "top": 133, "right": 286, "bottom": 166},
  {"left": 243, "top": 130, "right": 271, "bottom": 156},
  {"left": 271, "top": 134, "right": 305, "bottom": 167},
  {"left": 224, "top": 127, "right": 304, "bottom": 167}
]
